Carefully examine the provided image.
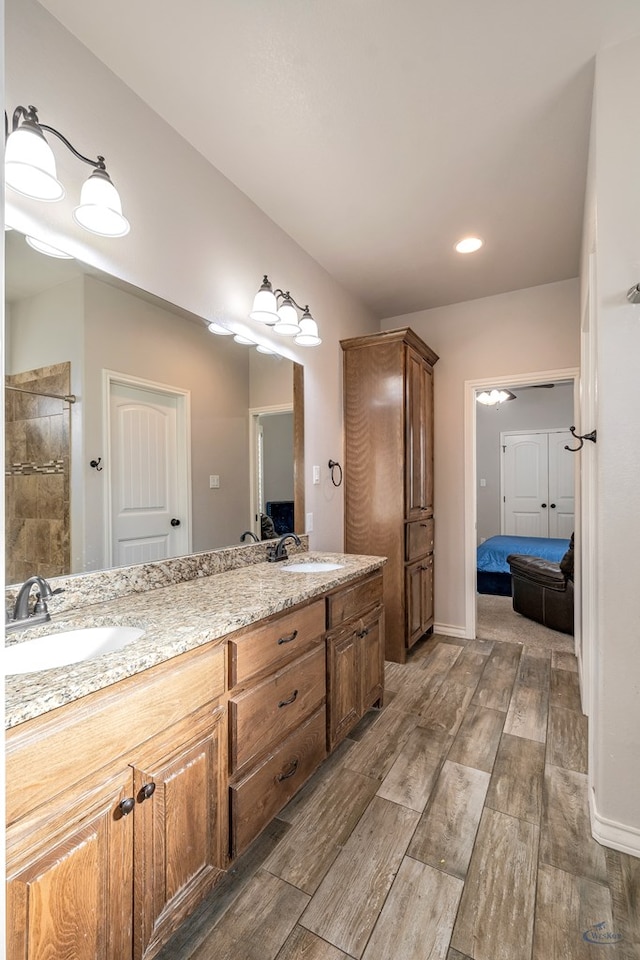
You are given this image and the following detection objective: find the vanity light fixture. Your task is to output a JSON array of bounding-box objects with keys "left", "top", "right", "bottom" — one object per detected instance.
[
  {"left": 25, "top": 235, "right": 74, "bottom": 259},
  {"left": 4, "top": 104, "right": 130, "bottom": 238},
  {"left": 476, "top": 389, "right": 516, "bottom": 406},
  {"left": 249, "top": 275, "right": 322, "bottom": 345},
  {"left": 233, "top": 333, "right": 255, "bottom": 345}
]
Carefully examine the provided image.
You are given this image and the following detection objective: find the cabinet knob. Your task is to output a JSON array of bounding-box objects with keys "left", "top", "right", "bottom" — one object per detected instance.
[
  {"left": 550, "top": 503, "right": 556, "bottom": 509},
  {"left": 119, "top": 797, "right": 136, "bottom": 816},
  {"left": 139, "top": 782, "right": 156, "bottom": 801},
  {"left": 541, "top": 503, "right": 547, "bottom": 509},
  {"left": 276, "top": 758, "right": 299, "bottom": 782},
  {"left": 278, "top": 689, "right": 299, "bottom": 708},
  {"left": 357, "top": 627, "right": 369, "bottom": 638},
  {"left": 277, "top": 629, "right": 298, "bottom": 645},
  {"left": 170, "top": 518, "right": 181, "bottom": 527}
]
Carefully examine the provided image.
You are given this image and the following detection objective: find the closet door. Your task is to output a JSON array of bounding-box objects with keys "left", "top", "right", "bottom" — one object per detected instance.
[
  {"left": 548, "top": 430, "right": 575, "bottom": 537},
  {"left": 502, "top": 433, "right": 549, "bottom": 536}
]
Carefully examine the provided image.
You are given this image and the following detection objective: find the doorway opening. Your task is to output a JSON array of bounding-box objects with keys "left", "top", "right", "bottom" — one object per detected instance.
[{"left": 464, "top": 367, "right": 579, "bottom": 644}]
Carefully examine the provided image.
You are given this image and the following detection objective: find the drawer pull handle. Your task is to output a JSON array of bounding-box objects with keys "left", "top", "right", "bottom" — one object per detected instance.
[
  {"left": 277, "top": 758, "right": 299, "bottom": 782},
  {"left": 420, "top": 523, "right": 428, "bottom": 528},
  {"left": 118, "top": 797, "right": 136, "bottom": 817},
  {"left": 278, "top": 689, "right": 299, "bottom": 708},
  {"left": 357, "top": 627, "right": 369, "bottom": 638},
  {"left": 139, "top": 782, "right": 156, "bottom": 801},
  {"left": 277, "top": 629, "right": 298, "bottom": 645}
]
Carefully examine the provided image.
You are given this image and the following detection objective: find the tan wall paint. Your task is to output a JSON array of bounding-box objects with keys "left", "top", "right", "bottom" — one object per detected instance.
[
  {"left": 382, "top": 277, "right": 580, "bottom": 633},
  {"left": 5, "top": 0, "right": 378, "bottom": 553}
]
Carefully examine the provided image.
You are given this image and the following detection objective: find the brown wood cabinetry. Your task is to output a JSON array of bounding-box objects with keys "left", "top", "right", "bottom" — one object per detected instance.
[
  {"left": 227, "top": 599, "right": 328, "bottom": 858},
  {"left": 6, "top": 644, "right": 227, "bottom": 960},
  {"left": 342, "top": 328, "right": 438, "bottom": 662},
  {"left": 326, "top": 572, "right": 385, "bottom": 750}
]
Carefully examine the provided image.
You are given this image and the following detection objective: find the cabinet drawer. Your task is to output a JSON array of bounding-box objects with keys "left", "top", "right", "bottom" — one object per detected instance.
[
  {"left": 228, "top": 599, "right": 325, "bottom": 687},
  {"left": 406, "top": 517, "right": 434, "bottom": 562},
  {"left": 326, "top": 572, "right": 383, "bottom": 628},
  {"left": 229, "top": 644, "right": 326, "bottom": 772},
  {"left": 230, "top": 707, "right": 326, "bottom": 857}
]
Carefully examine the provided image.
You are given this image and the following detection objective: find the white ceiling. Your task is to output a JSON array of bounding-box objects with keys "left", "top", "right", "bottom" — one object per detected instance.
[{"left": 36, "top": 0, "right": 640, "bottom": 318}]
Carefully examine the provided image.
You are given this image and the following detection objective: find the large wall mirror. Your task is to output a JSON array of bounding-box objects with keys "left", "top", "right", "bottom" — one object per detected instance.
[{"left": 5, "top": 228, "right": 304, "bottom": 584}]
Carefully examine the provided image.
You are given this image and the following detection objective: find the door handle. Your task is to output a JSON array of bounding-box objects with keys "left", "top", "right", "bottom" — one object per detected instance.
[
  {"left": 170, "top": 518, "right": 181, "bottom": 527},
  {"left": 541, "top": 503, "right": 547, "bottom": 508}
]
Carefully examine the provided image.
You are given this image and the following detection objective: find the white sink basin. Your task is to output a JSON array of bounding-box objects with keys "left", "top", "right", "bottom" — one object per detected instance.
[
  {"left": 281, "top": 562, "right": 345, "bottom": 573},
  {"left": 4, "top": 625, "right": 145, "bottom": 676}
]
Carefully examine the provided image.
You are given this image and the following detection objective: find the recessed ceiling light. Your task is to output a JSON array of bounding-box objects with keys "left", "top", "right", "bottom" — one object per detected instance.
[{"left": 455, "top": 236, "right": 483, "bottom": 254}]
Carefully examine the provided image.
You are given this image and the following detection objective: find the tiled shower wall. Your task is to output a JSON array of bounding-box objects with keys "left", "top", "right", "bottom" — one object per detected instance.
[{"left": 5, "top": 362, "right": 71, "bottom": 584}]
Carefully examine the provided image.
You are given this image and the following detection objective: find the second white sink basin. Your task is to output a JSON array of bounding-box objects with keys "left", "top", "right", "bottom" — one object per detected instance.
[
  {"left": 4, "top": 625, "right": 145, "bottom": 676},
  {"left": 281, "top": 562, "right": 345, "bottom": 573}
]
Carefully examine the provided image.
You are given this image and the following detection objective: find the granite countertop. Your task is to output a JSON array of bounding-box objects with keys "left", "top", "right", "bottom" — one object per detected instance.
[{"left": 5, "top": 552, "right": 385, "bottom": 730}]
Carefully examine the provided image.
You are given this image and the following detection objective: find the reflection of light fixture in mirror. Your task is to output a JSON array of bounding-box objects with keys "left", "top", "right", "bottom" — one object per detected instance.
[
  {"left": 256, "top": 344, "right": 276, "bottom": 355},
  {"left": 208, "top": 321, "right": 234, "bottom": 335},
  {"left": 4, "top": 104, "right": 130, "bottom": 237},
  {"left": 233, "top": 333, "right": 255, "bottom": 345},
  {"left": 250, "top": 275, "right": 321, "bottom": 345},
  {"left": 25, "top": 235, "right": 73, "bottom": 259},
  {"left": 476, "top": 389, "right": 516, "bottom": 406}
]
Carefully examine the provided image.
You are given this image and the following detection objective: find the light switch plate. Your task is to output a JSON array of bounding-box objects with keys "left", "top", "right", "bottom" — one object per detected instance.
[
  {"left": 306, "top": 512, "right": 313, "bottom": 532},
  {"left": 312, "top": 465, "right": 320, "bottom": 484},
  {"left": 209, "top": 475, "right": 220, "bottom": 488}
]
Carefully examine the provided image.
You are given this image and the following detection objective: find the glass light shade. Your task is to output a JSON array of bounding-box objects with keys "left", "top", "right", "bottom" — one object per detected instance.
[
  {"left": 73, "top": 169, "right": 130, "bottom": 237},
  {"left": 249, "top": 287, "right": 279, "bottom": 324},
  {"left": 273, "top": 299, "right": 301, "bottom": 336},
  {"left": 208, "top": 321, "right": 234, "bottom": 335},
  {"left": 233, "top": 334, "right": 255, "bottom": 345},
  {"left": 256, "top": 344, "right": 276, "bottom": 355},
  {"left": 25, "top": 235, "right": 74, "bottom": 259},
  {"left": 5, "top": 125, "right": 65, "bottom": 201},
  {"left": 476, "top": 389, "right": 515, "bottom": 405},
  {"left": 294, "top": 314, "right": 321, "bottom": 346}
]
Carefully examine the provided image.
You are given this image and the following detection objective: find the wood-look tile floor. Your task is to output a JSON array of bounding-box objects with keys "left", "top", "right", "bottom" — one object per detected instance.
[{"left": 158, "top": 632, "right": 640, "bottom": 960}]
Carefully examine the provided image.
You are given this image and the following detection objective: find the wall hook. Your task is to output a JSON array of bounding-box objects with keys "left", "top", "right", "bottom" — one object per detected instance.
[
  {"left": 90, "top": 457, "right": 103, "bottom": 471},
  {"left": 328, "top": 459, "right": 343, "bottom": 487},
  {"left": 564, "top": 426, "right": 597, "bottom": 452}
]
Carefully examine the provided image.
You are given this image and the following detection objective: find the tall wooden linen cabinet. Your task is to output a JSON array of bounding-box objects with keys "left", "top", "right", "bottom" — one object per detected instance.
[{"left": 341, "top": 328, "right": 438, "bottom": 663}]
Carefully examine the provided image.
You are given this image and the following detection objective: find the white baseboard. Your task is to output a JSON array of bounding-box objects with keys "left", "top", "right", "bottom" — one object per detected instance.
[
  {"left": 434, "top": 622, "right": 468, "bottom": 640},
  {"left": 590, "top": 790, "right": 640, "bottom": 857}
]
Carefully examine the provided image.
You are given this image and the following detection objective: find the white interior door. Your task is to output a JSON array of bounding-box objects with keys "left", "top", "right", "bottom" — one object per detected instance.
[
  {"left": 502, "top": 433, "right": 549, "bottom": 535},
  {"left": 548, "top": 430, "right": 575, "bottom": 537},
  {"left": 109, "top": 381, "right": 190, "bottom": 566},
  {"left": 502, "top": 430, "right": 574, "bottom": 537}
]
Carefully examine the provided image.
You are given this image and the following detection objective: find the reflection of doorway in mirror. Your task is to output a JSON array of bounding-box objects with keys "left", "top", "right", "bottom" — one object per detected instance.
[
  {"left": 107, "top": 376, "right": 191, "bottom": 566},
  {"left": 250, "top": 406, "right": 294, "bottom": 540},
  {"left": 5, "top": 362, "right": 72, "bottom": 584}
]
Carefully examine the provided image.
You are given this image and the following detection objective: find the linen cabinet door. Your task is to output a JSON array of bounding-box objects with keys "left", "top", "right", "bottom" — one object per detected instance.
[
  {"left": 6, "top": 769, "right": 134, "bottom": 960},
  {"left": 132, "top": 705, "right": 226, "bottom": 960},
  {"left": 406, "top": 348, "right": 432, "bottom": 519}
]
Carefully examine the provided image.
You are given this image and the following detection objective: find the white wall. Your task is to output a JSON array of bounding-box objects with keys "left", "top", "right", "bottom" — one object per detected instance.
[
  {"left": 476, "top": 383, "right": 574, "bottom": 541},
  {"left": 5, "top": 0, "right": 378, "bottom": 553},
  {"left": 580, "top": 34, "right": 640, "bottom": 853},
  {"left": 382, "top": 278, "right": 580, "bottom": 634}
]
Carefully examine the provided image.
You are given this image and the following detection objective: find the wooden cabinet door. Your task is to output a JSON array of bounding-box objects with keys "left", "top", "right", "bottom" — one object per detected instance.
[
  {"left": 7, "top": 769, "right": 134, "bottom": 960},
  {"left": 405, "top": 349, "right": 433, "bottom": 519},
  {"left": 327, "top": 626, "right": 359, "bottom": 750},
  {"left": 132, "top": 706, "right": 226, "bottom": 960},
  {"left": 358, "top": 606, "right": 385, "bottom": 713},
  {"left": 406, "top": 556, "right": 434, "bottom": 648}
]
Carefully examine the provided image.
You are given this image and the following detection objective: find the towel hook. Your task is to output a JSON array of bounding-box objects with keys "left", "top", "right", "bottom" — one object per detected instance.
[{"left": 564, "top": 426, "right": 597, "bottom": 452}]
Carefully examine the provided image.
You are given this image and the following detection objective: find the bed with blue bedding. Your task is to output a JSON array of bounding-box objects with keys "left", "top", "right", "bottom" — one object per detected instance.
[{"left": 477, "top": 535, "right": 570, "bottom": 596}]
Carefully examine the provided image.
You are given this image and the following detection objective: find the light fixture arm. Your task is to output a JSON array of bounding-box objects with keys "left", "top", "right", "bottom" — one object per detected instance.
[
  {"left": 8, "top": 105, "right": 108, "bottom": 172},
  {"left": 272, "top": 289, "right": 308, "bottom": 313}
]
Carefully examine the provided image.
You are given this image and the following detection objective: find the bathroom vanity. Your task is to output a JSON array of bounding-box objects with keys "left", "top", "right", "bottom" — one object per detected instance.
[{"left": 5, "top": 548, "right": 385, "bottom": 960}]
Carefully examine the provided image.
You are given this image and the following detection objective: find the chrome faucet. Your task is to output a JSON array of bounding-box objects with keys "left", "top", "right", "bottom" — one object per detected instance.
[
  {"left": 6, "top": 575, "right": 63, "bottom": 634},
  {"left": 267, "top": 533, "right": 301, "bottom": 563},
  {"left": 240, "top": 530, "right": 259, "bottom": 543}
]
